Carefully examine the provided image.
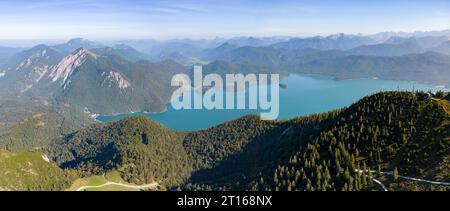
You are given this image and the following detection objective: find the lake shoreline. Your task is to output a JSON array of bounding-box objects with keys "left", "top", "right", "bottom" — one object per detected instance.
[{"left": 96, "top": 73, "right": 449, "bottom": 131}]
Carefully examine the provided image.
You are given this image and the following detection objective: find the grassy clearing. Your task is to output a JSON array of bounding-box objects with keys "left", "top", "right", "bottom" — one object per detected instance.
[
  {"left": 104, "top": 170, "right": 125, "bottom": 183},
  {"left": 83, "top": 184, "right": 141, "bottom": 191},
  {"left": 66, "top": 176, "right": 109, "bottom": 191},
  {"left": 66, "top": 170, "right": 153, "bottom": 191}
]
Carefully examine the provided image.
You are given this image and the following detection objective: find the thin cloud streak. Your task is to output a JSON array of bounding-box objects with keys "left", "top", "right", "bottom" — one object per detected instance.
[{"left": 0, "top": 0, "right": 449, "bottom": 40}]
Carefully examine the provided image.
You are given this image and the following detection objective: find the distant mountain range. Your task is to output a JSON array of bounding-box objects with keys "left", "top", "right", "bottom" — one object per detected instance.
[
  {"left": 91, "top": 44, "right": 149, "bottom": 62},
  {"left": 348, "top": 42, "right": 424, "bottom": 56},
  {"left": 53, "top": 38, "right": 105, "bottom": 54},
  {"left": 271, "top": 33, "right": 378, "bottom": 50},
  {"left": 370, "top": 29, "right": 450, "bottom": 42},
  {"left": 0, "top": 47, "right": 24, "bottom": 65},
  {"left": 0, "top": 31, "right": 449, "bottom": 117},
  {"left": 432, "top": 41, "right": 450, "bottom": 55},
  {"left": 203, "top": 34, "right": 450, "bottom": 86}
]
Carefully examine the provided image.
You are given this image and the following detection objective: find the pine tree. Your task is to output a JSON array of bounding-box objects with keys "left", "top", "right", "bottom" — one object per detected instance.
[{"left": 393, "top": 167, "right": 399, "bottom": 182}]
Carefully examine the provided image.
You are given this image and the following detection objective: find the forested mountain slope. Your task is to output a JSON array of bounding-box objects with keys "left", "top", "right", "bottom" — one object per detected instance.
[
  {"left": 203, "top": 44, "right": 450, "bottom": 86},
  {"left": 247, "top": 92, "right": 449, "bottom": 191},
  {"left": 0, "top": 106, "right": 93, "bottom": 152},
  {"left": 41, "top": 91, "right": 449, "bottom": 191},
  {"left": 47, "top": 116, "right": 192, "bottom": 187}
]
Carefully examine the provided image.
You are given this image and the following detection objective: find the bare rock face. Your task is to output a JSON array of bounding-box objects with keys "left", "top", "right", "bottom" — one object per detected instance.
[
  {"left": 49, "top": 48, "right": 96, "bottom": 87},
  {"left": 103, "top": 71, "right": 131, "bottom": 90}
]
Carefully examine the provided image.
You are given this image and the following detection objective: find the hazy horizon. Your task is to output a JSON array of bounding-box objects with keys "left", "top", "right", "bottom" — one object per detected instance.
[{"left": 0, "top": 28, "right": 449, "bottom": 48}]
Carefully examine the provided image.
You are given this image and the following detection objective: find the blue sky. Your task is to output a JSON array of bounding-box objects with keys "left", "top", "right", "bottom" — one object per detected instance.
[{"left": 0, "top": 0, "right": 449, "bottom": 40}]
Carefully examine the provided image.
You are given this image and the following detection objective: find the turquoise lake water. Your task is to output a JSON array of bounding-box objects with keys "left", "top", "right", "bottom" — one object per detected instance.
[{"left": 97, "top": 74, "right": 447, "bottom": 131}]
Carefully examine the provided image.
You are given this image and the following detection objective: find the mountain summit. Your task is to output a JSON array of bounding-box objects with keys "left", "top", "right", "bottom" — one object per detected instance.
[
  {"left": 53, "top": 38, "right": 104, "bottom": 53},
  {"left": 49, "top": 48, "right": 97, "bottom": 87}
]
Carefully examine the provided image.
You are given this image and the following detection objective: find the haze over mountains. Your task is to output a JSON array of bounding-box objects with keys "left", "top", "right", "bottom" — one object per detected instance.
[{"left": 1, "top": 30, "right": 450, "bottom": 117}]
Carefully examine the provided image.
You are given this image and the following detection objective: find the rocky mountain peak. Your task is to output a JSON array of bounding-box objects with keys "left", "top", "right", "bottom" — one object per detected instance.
[{"left": 49, "top": 48, "right": 97, "bottom": 86}]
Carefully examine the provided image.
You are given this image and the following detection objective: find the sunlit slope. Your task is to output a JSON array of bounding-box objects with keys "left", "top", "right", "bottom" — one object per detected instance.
[{"left": 0, "top": 150, "right": 75, "bottom": 191}]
